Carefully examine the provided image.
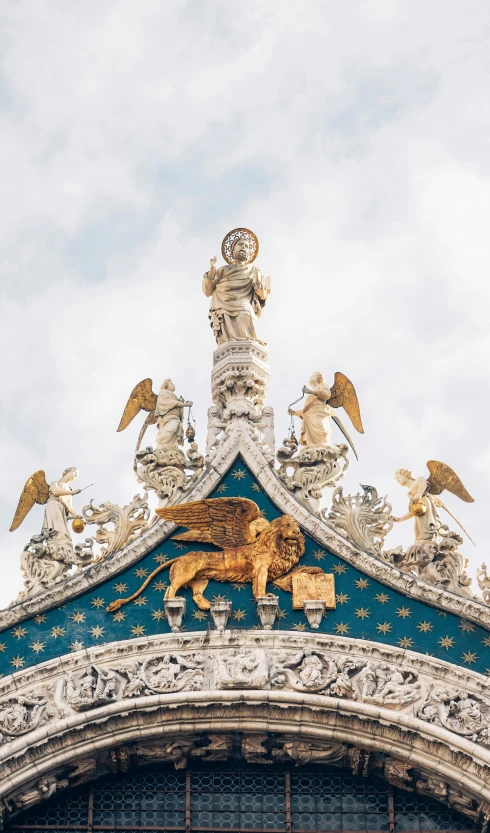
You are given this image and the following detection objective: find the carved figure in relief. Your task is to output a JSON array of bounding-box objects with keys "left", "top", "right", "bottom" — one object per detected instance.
[
  {"left": 202, "top": 228, "right": 271, "bottom": 345},
  {"left": 113, "top": 653, "right": 204, "bottom": 696},
  {"left": 205, "top": 406, "right": 227, "bottom": 457},
  {"left": 416, "top": 686, "right": 490, "bottom": 742},
  {"left": 288, "top": 371, "right": 363, "bottom": 454},
  {"left": 477, "top": 563, "right": 490, "bottom": 605},
  {"left": 388, "top": 462, "right": 475, "bottom": 597},
  {"left": 64, "top": 667, "right": 118, "bottom": 711},
  {"left": 360, "top": 663, "right": 421, "bottom": 709},
  {"left": 255, "top": 405, "right": 276, "bottom": 461},
  {"left": 272, "top": 649, "right": 363, "bottom": 697},
  {"left": 117, "top": 378, "right": 193, "bottom": 451},
  {"left": 274, "top": 740, "right": 346, "bottom": 766},
  {"left": 6, "top": 777, "right": 70, "bottom": 813},
  {"left": 215, "top": 648, "right": 269, "bottom": 689},
  {"left": 108, "top": 498, "right": 305, "bottom": 612},
  {"left": 0, "top": 691, "right": 54, "bottom": 744}
]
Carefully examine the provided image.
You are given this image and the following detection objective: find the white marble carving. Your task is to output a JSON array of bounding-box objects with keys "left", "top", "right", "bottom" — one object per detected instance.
[
  {"left": 215, "top": 648, "right": 269, "bottom": 689},
  {"left": 256, "top": 595, "right": 279, "bottom": 629},
  {"left": 277, "top": 440, "right": 349, "bottom": 513},
  {"left": 0, "top": 689, "right": 56, "bottom": 743},
  {"left": 477, "top": 563, "right": 490, "bottom": 604},
  {"left": 15, "top": 530, "right": 95, "bottom": 604},
  {"left": 113, "top": 653, "right": 204, "bottom": 697},
  {"left": 83, "top": 493, "right": 150, "bottom": 559},
  {"left": 134, "top": 445, "right": 204, "bottom": 509},
  {"left": 417, "top": 686, "right": 490, "bottom": 743},
  {"left": 325, "top": 485, "right": 393, "bottom": 556},
  {"left": 360, "top": 663, "right": 421, "bottom": 709}
]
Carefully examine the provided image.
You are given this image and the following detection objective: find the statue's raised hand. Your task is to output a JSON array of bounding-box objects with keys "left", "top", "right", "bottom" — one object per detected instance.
[{"left": 209, "top": 256, "right": 217, "bottom": 273}]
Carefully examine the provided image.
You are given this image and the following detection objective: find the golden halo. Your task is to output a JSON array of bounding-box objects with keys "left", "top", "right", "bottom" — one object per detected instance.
[{"left": 221, "top": 228, "right": 259, "bottom": 265}]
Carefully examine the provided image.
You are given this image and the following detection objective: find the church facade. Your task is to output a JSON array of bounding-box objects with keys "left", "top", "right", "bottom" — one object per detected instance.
[{"left": 1, "top": 231, "right": 489, "bottom": 833}]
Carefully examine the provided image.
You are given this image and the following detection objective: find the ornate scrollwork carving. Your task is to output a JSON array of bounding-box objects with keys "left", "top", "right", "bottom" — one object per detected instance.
[
  {"left": 82, "top": 493, "right": 150, "bottom": 559},
  {"left": 277, "top": 440, "right": 349, "bottom": 513},
  {"left": 324, "top": 484, "right": 393, "bottom": 555}
]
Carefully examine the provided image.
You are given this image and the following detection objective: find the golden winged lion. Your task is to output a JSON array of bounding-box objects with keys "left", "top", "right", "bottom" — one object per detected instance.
[{"left": 107, "top": 497, "right": 313, "bottom": 612}]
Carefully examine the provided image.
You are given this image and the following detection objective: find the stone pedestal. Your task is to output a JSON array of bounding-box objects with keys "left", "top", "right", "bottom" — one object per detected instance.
[{"left": 211, "top": 340, "right": 269, "bottom": 421}]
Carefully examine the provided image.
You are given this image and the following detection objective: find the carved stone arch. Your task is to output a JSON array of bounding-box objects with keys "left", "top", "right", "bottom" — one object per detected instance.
[
  {"left": 2, "top": 746, "right": 483, "bottom": 832},
  {"left": 2, "top": 632, "right": 490, "bottom": 826}
]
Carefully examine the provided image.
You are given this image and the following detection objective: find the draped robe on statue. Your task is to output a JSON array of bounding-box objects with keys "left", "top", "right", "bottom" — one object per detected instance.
[
  {"left": 42, "top": 482, "right": 76, "bottom": 540},
  {"left": 298, "top": 388, "right": 334, "bottom": 448},
  {"left": 155, "top": 390, "right": 184, "bottom": 450},
  {"left": 203, "top": 262, "right": 269, "bottom": 345}
]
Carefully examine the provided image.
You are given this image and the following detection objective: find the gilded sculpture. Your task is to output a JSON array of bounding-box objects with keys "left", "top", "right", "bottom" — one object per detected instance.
[
  {"left": 202, "top": 228, "right": 271, "bottom": 345},
  {"left": 107, "top": 497, "right": 327, "bottom": 612}
]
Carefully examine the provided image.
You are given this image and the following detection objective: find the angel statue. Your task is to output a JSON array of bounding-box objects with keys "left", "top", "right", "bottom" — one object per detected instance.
[
  {"left": 10, "top": 467, "right": 83, "bottom": 537},
  {"left": 392, "top": 462, "right": 474, "bottom": 545},
  {"left": 202, "top": 228, "right": 271, "bottom": 346},
  {"left": 117, "top": 378, "right": 193, "bottom": 452},
  {"left": 388, "top": 462, "right": 475, "bottom": 597},
  {"left": 288, "top": 371, "right": 364, "bottom": 458},
  {"left": 9, "top": 468, "right": 93, "bottom": 602}
]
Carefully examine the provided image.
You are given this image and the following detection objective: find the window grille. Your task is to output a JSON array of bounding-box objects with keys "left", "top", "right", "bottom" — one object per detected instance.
[{"left": 6, "top": 762, "right": 479, "bottom": 833}]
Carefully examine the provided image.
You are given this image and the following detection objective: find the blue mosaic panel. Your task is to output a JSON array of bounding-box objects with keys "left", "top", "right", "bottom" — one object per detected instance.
[{"left": 1, "top": 458, "right": 489, "bottom": 677}]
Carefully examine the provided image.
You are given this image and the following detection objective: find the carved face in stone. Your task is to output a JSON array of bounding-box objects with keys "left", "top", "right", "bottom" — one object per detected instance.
[
  {"left": 395, "top": 469, "right": 414, "bottom": 487},
  {"left": 309, "top": 372, "right": 324, "bottom": 388},
  {"left": 232, "top": 237, "right": 251, "bottom": 263},
  {"left": 161, "top": 379, "right": 176, "bottom": 393},
  {"left": 61, "top": 467, "right": 78, "bottom": 483}
]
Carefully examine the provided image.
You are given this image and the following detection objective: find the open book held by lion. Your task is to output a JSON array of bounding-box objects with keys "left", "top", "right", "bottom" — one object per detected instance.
[{"left": 107, "top": 497, "right": 322, "bottom": 612}]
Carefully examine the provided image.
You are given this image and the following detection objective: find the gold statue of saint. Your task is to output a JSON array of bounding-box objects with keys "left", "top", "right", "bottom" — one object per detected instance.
[
  {"left": 202, "top": 228, "right": 271, "bottom": 345},
  {"left": 107, "top": 497, "right": 324, "bottom": 612}
]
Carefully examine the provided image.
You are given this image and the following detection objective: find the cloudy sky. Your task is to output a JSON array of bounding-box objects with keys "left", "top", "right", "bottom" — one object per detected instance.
[{"left": 0, "top": 1, "right": 489, "bottom": 607}]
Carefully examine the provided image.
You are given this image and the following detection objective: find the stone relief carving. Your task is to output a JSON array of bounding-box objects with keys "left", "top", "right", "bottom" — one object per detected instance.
[
  {"left": 271, "top": 648, "right": 363, "bottom": 698},
  {"left": 324, "top": 484, "right": 393, "bottom": 556},
  {"left": 360, "top": 663, "right": 421, "bottom": 709},
  {"left": 477, "top": 563, "right": 490, "bottom": 604},
  {"left": 134, "top": 445, "right": 204, "bottom": 509},
  {"left": 64, "top": 667, "right": 118, "bottom": 711},
  {"left": 277, "top": 440, "right": 350, "bottom": 513},
  {"left": 215, "top": 648, "right": 269, "bottom": 689},
  {"left": 0, "top": 689, "right": 56, "bottom": 744},
  {"left": 82, "top": 493, "right": 150, "bottom": 559},
  {"left": 4, "top": 775, "right": 70, "bottom": 814},
  {"left": 112, "top": 653, "right": 204, "bottom": 697},
  {"left": 15, "top": 529, "right": 95, "bottom": 603},
  {"left": 273, "top": 739, "right": 347, "bottom": 765},
  {"left": 417, "top": 686, "right": 490, "bottom": 744}
]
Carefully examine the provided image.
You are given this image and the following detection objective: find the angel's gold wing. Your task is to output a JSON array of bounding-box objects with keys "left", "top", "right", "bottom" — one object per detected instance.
[
  {"left": 117, "top": 378, "right": 157, "bottom": 432},
  {"left": 10, "top": 470, "right": 50, "bottom": 532},
  {"left": 426, "top": 460, "right": 474, "bottom": 503},
  {"left": 156, "top": 497, "right": 261, "bottom": 548},
  {"left": 329, "top": 372, "right": 364, "bottom": 434}
]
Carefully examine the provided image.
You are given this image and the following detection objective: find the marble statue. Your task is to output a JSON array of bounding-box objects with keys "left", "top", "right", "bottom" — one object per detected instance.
[
  {"left": 117, "top": 377, "right": 192, "bottom": 451},
  {"left": 10, "top": 468, "right": 83, "bottom": 536},
  {"left": 202, "top": 228, "right": 271, "bottom": 345},
  {"left": 387, "top": 462, "right": 475, "bottom": 597},
  {"left": 392, "top": 462, "right": 473, "bottom": 545},
  {"left": 9, "top": 468, "right": 94, "bottom": 602},
  {"left": 289, "top": 371, "right": 363, "bottom": 453}
]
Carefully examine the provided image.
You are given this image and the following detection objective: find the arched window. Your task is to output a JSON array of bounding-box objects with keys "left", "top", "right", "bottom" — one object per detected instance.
[{"left": 5, "top": 763, "right": 479, "bottom": 833}]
